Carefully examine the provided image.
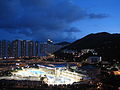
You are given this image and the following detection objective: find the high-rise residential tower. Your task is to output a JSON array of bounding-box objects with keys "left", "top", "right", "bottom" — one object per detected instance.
[
  {"left": 12, "top": 40, "right": 21, "bottom": 58},
  {"left": 28, "top": 40, "right": 34, "bottom": 58},
  {"left": 21, "top": 40, "right": 27, "bottom": 58}
]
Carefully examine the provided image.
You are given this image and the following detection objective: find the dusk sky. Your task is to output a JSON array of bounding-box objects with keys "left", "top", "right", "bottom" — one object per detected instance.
[{"left": 0, "top": 0, "right": 120, "bottom": 42}]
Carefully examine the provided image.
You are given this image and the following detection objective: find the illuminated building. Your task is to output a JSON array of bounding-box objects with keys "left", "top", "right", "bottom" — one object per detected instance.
[
  {"left": 39, "top": 39, "right": 64, "bottom": 56},
  {"left": 7, "top": 41, "right": 13, "bottom": 58},
  {"left": 34, "top": 41, "right": 39, "bottom": 57},
  {"left": 28, "top": 40, "right": 34, "bottom": 57},
  {"left": 86, "top": 56, "right": 102, "bottom": 64},
  {"left": 0, "top": 39, "right": 67, "bottom": 58},
  {"left": 11, "top": 64, "right": 86, "bottom": 85},
  {"left": 47, "top": 39, "right": 53, "bottom": 44},
  {"left": 21, "top": 40, "right": 27, "bottom": 58},
  {"left": 12, "top": 40, "right": 21, "bottom": 58},
  {"left": 0, "top": 40, "right": 7, "bottom": 59},
  {"left": 113, "top": 70, "right": 120, "bottom": 75},
  {"left": 39, "top": 43, "right": 63, "bottom": 56},
  {"left": 39, "top": 43, "right": 48, "bottom": 56}
]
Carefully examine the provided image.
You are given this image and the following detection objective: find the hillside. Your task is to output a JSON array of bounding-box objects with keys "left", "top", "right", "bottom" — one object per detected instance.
[{"left": 55, "top": 32, "right": 120, "bottom": 61}]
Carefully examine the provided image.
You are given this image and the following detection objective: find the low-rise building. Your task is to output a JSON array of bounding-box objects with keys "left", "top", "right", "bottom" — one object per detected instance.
[{"left": 86, "top": 56, "right": 102, "bottom": 64}]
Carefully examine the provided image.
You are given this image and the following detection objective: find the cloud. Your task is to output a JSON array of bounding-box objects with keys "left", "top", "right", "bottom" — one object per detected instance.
[
  {"left": 88, "top": 13, "right": 109, "bottom": 19},
  {"left": 0, "top": 0, "right": 109, "bottom": 42},
  {"left": 66, "top": 27, "right": 81, "bottom": 32}
]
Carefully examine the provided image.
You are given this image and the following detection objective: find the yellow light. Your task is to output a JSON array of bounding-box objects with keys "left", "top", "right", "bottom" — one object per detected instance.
[{"left": 113, "top": 71, "right": 120, "bottom": 75}]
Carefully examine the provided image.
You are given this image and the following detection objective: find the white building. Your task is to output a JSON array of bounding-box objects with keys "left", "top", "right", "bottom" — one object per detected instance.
[{"left": 86, "top": 56, "right": 102, "bottom": 64}]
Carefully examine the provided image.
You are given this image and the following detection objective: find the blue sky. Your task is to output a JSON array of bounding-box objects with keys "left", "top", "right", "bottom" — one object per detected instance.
[
  {"left": 73, "top": 0, "right": 120, "bottom": 38},
  {"left": 0, "top": 0, "right": 120, "bottom": 42}
]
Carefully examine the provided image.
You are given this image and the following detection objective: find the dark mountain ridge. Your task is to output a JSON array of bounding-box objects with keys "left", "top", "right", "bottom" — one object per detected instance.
[
  {"left": 65, "top": 32, "right": 120, "bottom": 51},
  {"left": 55, "top": 32, "right": 120, "bottom": 61}
]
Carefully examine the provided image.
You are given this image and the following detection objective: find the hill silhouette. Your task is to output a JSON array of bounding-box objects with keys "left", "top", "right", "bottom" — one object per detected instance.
[{"left": 55, "top": 32, "right": 120, "bottom": 61}]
